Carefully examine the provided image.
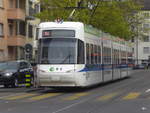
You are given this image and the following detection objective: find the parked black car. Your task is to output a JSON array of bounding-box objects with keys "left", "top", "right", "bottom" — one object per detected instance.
[{"left": 0, "top": 60, "right": 34, "bottom": 88}]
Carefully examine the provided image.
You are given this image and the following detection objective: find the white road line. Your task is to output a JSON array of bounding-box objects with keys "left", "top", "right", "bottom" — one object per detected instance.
[{"left": 52, "top": 99, "right": 88, "bottom": 113}]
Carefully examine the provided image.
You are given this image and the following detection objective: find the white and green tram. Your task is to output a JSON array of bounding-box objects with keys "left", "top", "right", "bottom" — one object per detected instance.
[{"left": 36, "top": 21, "right": 133, "bottom": 87}]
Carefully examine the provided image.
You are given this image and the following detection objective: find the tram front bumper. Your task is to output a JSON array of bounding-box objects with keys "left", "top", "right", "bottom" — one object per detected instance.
[
  {"left": 37, "top": 72, "right": 86, "bottom": 87},
  {"left": 37, "top": 72, "right": 76, "bottom": 87}
]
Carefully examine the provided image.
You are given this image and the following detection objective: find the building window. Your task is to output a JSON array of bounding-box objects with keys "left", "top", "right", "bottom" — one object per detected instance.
[
  {"left": 28, "top": 24, "right": 33, "bottom": 38},
  {"left": 35, "top": 3, "right": 40, "bottom": 13},
  {"left": 9, "top": 0, "right": 14, "bottom": 8},
  {"left": 143, "top": 12, "right": 150, "bottom": 19},
  {"left": 0, "top": 0, "right": 3, "bottom": 8},
  {"left": 143, "top": 35, "right": 149, "bottom": 42},
  {"left": 16, "top": 21, "right": 26, "bottom": 36},
  {"left": 143, "top": 24, "right": 150, "bottom": 29},
  {"left": 143, "top": 47, "right": 150, "bottom": 54},
  {"left": 0, "top": 50, "right": 4, "bottom": 61},
  {"left": 0, "top": 23, "right": 4, "bottom": 37}
]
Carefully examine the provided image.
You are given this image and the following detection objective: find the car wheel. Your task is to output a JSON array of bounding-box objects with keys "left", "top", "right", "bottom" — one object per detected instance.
[
  {"left": 4, "top": 84, "right": 9, "bottom": 88},
  {"left": 11, "top": 78, "right": 18, "bottom": 88}
]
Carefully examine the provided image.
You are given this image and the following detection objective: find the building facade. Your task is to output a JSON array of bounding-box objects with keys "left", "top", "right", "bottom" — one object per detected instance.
[
  {"left": 133, "top": 0, "right": 150, "bottom": 64},
  {"left": 0, "top": 0, "right": 40, "bottom": 61}
]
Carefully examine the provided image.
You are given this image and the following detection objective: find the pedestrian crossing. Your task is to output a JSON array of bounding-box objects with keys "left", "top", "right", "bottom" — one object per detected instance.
[
  {"left": 97, "top": 92, "right": 119, "bottom": 101},
  {"left": 0, "top": 91, "right": 148, "bottom": 102},
  {"left": 63, "top": 92, "right": 90, "bottom": 101},
  {"left": 122, "top": 92, "right": 141, "bottom": 100},
  {"left": 28, "top": 93, "right": 62, "bottom": 101}
]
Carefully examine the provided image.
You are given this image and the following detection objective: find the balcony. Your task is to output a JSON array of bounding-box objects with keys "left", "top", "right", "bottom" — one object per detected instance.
[
  {"left": 7, "top": 8, "right": 25, "bottom": 20},
  {"left": 7, "top": 35, "right": 26, "bottom": 46}
]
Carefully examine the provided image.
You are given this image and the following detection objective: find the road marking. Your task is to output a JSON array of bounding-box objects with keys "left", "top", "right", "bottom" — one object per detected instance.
[
  {"left": 63, "top": 93, "right": 89, "bottom": 101},
  {"left": 97, "top": 92, "right": 118, "bottom": 101},
  {"left": 0, "top": 93, "right": 28, "bottom": 99},
  {"left": 52, "top": 98, "right": 88, "bottom": 113},
  {"left": 4, "top": 93, "right": 37, "bottom": 100},
  {"left": 122, "top": 92, "right": 140, "bottom": 100},
  {"left": 28, "top": 93, "right": 62, "bottom": 101}
]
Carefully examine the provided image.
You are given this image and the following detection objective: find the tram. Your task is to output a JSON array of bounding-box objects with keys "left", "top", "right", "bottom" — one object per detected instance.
[{"left": 36, "top": 21, "right": 133, "bottom": 87}]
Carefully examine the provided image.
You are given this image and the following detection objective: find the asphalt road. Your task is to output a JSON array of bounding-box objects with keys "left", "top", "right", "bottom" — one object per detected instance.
[{"left": 0, "top": 70, "right": 150, "bottom": 113}]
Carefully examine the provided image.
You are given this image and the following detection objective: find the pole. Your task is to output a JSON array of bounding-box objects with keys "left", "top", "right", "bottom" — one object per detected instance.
[{"left": 136, "top": 35, "right": 138, "bottom": 65}]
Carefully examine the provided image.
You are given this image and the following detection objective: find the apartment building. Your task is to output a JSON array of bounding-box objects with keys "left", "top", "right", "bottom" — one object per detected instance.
[
  {"left": 0, "top": 0, "right": 40, "bottom": 61},
  {"left": 0, "top": 0, "right": 8, "bottom": 61},
  {"left": 133, "top": 0, "right": 150, "bottom": 64}
]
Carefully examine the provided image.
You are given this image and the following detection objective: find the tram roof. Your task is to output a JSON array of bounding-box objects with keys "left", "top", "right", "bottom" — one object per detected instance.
[
  {"left": 39, "top": 22, "right": 84, "bottom": 29},
  {"left": 38, "top": 21, "right": 131, "bottom": 45}
]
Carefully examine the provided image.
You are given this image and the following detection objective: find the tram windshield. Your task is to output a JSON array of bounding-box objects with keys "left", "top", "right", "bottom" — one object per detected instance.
[{"left": 38, "top": 38, "right": 77, "bottom": 64}]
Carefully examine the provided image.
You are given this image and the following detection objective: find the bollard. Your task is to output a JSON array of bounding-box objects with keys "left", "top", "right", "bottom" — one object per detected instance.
[{"left": 25, "top": 73, "right": 31, "bottom": 88}]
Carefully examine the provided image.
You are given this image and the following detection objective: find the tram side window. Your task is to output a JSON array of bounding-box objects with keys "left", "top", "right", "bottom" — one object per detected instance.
[
  {"left": 108, "top": 48, "right": 111, "bottom": 64},
  {"left": 114, "top": 49, "right": 117, "bottom": 65},
  {"left": 103, "top": 47, "right": 106, "bottom": 64},
  {"left": 96, "top": 45, "right": 99, "bottom": 64},
  {"left": 90, "top": 44, "right": 94, "bottom": 64},
  {"left": 124, "top": 51, "right": 127, "bottom": 64},
  {"left": 94, "top": 45, "right": 97, "bottom": 64},
  {"left": 121, "top": 51, "right": 126, "bottom": 64},
  {"left": 86, "top": 43, "right": 90, "bottom": 64},
  {"left": 77, "top": 40, "right": 85, "bottom": 64},
  {"left": 98, "top": 46, "right": 101, "bottom": 64},
  {"left": 117, "top": 50, "right": 120, "bottom": 64},
  {"left": 104, "top": 47, "right": 111, "bottom": 64}
]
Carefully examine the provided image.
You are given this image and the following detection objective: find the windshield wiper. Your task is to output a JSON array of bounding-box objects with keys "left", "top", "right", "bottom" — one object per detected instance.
[{"left": 60, "top": 54, "right": 71, "bottom": 64}]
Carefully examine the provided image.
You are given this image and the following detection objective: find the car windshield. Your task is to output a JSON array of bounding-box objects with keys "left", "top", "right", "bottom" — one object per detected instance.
[{"left": 0, "top": 62, "right": 18, "bottom": 70}]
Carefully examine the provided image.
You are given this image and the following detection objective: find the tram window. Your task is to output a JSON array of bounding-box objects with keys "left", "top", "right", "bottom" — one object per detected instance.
[
  {"left": 94, "top": 45, "right": 97, "bottom": 64},
  {"left": 89, "top": 44, "right": 92, "bottom": 64},
  {"left": 117, "top": 50, "right": 120, "bottom": 64},
  {"left": 114, "top": 49, "right": 117, "bottom": 64},
  {"left": 121, "top": 51, "right": 126, "bottom": 64},
  {"left": 108, "top": 48, "right": 111, "bottom": 64},
  {"left": 103, "top": 47, "right": 107, "bottom": 63},
  {"left": 96, "top": 46, "right": 99, "bottom": 64},
  {"left": 97, "top": 46, "right": 99, "bottom": 64},
  {"left": 86, "top": 43, "right": 90, "bottom": 64},
  {"left": 113, "top": 49, "right": 116, "bottom": 64},
  {"left": 96, "top": 45, "right": 99, "bottom": 64},
  {"left": 42, "top": 47, "right": 48, "bottom": 58},
  {"left": 115, "top": 50, "right": 117, "bottom": 64},
  {"left": 90, "top": 44, "right": 94, "bottom": 64},
  {"left": 104, "top": 47, "right": 110, "bottom": 64},
  {"left": 115, "top": 49, "right": 118, "bottom": 64},
  {"left": 99, "top": 46, "right": 101, "bottom": 64},
  {"left": 77, "top": 40, "right": 85, "bottom": 64}
]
